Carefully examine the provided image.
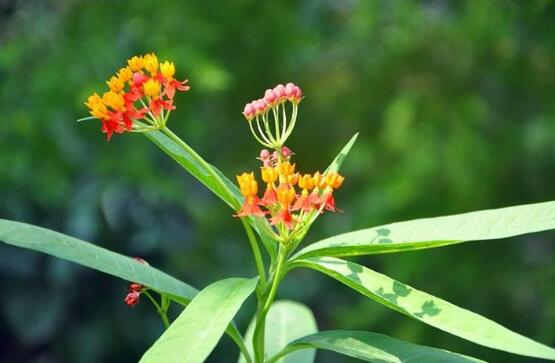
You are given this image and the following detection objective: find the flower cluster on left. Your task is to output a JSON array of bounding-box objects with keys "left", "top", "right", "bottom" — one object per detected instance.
[{"left": 85, "top": 53, "right": 190, "bottom": 140}]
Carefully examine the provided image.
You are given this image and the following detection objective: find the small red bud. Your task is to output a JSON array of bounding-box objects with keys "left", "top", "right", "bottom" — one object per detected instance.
[
  {"left": 129, "top": 283, "right": 143, "bottom": 292},
  {"left": 124, "top": 291, "right": 140, "bottom": 307}
]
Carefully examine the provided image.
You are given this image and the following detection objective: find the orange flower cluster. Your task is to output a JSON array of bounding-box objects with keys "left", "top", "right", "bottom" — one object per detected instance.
[
  {"left": 235, "top": 147, "right": 344, "bottom": 232},
  {"left": 85, "top": 53, "right": 190, "bottom": 140}
]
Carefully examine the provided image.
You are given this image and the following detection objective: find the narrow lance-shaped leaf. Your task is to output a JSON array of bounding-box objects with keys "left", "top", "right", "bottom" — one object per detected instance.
[
  {"left": 144, "top": 129, "right": 278, "bottom": 258},
  {"left": 140, "top": 277, "right": 258, "bottom": 363},
  {"left": 292, "top": 133, "right": 359, "bottom": 246},
  {"left": 268, "top": 330, "right": 485, "bottom": 363},
  {"left": 325, "top": 132, "right": 359, "bottom": 173},
  {"left": 292, "top": 257, "right": 555, "bottom": 361},
  {"left": 293, "top": 200, "right": 555, "bottom": 259},
  {"left": 0, "top": 219, "right": 197, "bottom": 301},
  {"left": 144, "top": 129, "right": 239, "bottom": 210},
  {"left": 238, "top": 300, "right": 318, "bottom": 363}
]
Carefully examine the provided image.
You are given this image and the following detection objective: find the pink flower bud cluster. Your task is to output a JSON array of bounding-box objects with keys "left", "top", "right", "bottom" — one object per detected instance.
[
  {"left": 243, "top": 82, "right": 302, "bottom": 121},
  {"left": 258, "top": 146, "right": 294, "bottom": 167}
]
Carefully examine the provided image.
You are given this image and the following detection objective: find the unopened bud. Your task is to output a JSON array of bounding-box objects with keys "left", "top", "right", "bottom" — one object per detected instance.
[
  {"left": 281, "top": 146, "right": 293, "bottom": 158},
  {"left": 124, "top": 291, "right": 140, "bottom": 307},
  {"left": 259, "top": 149, "right": 271, "bottom": 160}
]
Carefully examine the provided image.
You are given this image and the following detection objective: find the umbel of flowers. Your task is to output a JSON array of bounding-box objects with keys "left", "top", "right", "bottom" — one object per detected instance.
[
  {"left": 236, "top": 83, "right": 345, "bottom": 242},
  {"left": 85, "top": 53, "right": 190, "bottom": 140}
]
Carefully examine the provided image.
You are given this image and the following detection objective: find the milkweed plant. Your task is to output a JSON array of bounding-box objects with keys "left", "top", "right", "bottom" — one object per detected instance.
[{"left": 1, "top": 53, "right": 555, "bottom": 363}]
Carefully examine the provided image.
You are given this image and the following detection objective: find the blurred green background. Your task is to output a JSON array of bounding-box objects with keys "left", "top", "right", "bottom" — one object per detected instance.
[{"left": 1, "top": 0, "right": 555, "bottom": 362}]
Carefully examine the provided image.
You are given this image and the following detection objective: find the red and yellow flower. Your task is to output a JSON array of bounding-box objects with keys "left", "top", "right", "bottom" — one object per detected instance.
[
  {"left": 235, "top": 172, "right": 266, "bottom": 217},
  {"left": 84, "top": 53, "right": 190, "bottom": 140},
  {"left": 235, "top": 147, "right": 344, "bottom": 236}
]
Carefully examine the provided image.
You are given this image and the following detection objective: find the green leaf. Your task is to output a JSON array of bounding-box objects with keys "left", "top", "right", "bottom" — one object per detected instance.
[
  {"left": 0, "top": 219, "right": 197, "bottom": 301},
  {"left": 292, "top": 133, "right": 359, "bottom": 246},
  {"left": 268, "top": 330, "right": 485, "bottom": 363},
  {"left": 140, "top": 277, "right": 258, "bottom": 363},
  {"left": 144, "top": 129, "right": 278, "bottom": 258},
  {"left": 144, "top": 129, "right": 240, "bottom": 210},
  {"left": 325, "top": 133, "right": 359, "bottom": 174},
  {"left": 292, "top": 257, "right": 555, "bottom": 360},
  {"left": 293, "top": 200, "right": 555, "bottom": 259},
  {"left": 238, "top": 300, "right": 318, "bottom": 363}
]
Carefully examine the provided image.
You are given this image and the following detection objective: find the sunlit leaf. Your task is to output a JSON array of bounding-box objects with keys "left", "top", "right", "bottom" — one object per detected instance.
[
  {"left": 144, "top": 129, "right": 278, "bottom": 258},
  {"left": 325, "top": 132, "right": 359, "bottom": 173},
  {"left": 238, "top": 300, "right": 318, "bottom": 363},
  {"left": 0, "top": 219, "right": 197, "bottom": 301},
  {"left": 293, "top": 133, "right": 359, "bottom": 245},
  {"left": 292, "top": 257, "right": 555, "bottom": 361},
  {"left": 140, "top": 277, "right": 258, "bottom": 363},
  {"left": 268, "top": 330, "right": 485, "bottom": 363},
  {"left": 293, "top": 200, "right": 555, "bottom": 259}
]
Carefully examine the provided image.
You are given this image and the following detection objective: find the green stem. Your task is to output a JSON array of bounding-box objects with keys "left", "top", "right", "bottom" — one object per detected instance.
[
  {"left": 241, "top": 218, "right": 267, "bottom": 291},
  {"left": 266, "top": 345, "right": 303, "bottom": 363},
  {"left": 143, "top": 290, "right": 170, "bottom": 329},
  {"left": 227, "top": 325, "right": 254, "bottom": 363},
  {"left": 253, "top": 244, "right": 288, "bottom": 363}
]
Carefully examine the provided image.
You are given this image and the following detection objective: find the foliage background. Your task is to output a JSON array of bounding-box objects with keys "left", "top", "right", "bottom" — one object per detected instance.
[{"left": 1, "top": 0, "right": 555, "bottom": 362}]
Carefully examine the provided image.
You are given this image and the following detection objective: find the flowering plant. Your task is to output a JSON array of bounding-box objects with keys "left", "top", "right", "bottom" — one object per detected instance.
[{"left": 1, "top": 53, "right": 555, "bottom": 363}]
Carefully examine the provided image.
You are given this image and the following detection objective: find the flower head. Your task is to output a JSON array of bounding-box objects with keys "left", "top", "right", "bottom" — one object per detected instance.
[
  {"left": 242, "top": 82, "right": 303, "bottom": 149},
  {"left": 84, "top": 53, "right": 190, "bottom": 140},
  {"left": 234, "top": 143, "right": 345, "bottom": 239}
]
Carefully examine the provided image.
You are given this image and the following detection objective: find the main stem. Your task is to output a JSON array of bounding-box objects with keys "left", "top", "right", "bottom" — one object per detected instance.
[{"left": 253, "top": 244, "right": 287, "bottom": 363}]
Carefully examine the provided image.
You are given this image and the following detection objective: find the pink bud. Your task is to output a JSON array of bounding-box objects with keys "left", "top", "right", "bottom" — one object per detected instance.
[
  {"left": 273, "top": 84, "right": 286, "bottom": 99},
  {"left": 259, "top": 149, "right": 271, "bottom": 160},
  {"left": 263, "top": 159, "right": 272, "bottom": 167},
  {"left": 132, "top": 72, "right": 148, "bottom": 86},
  {"left": 264, "top": 89, "right": 277, "bottom": 105},
  {"left": 243, "top": 103, "right": 256, "bottom": 120},
  {"left": 281, "top": 146, "right": 293, "bottom": 158},
  {"left": 271, "top": 151, "right": 279, "bottom": 161},
  {"left": 292, "top": 85, "right": 302, "bottom": 100},
  {"left": 254, "top": 99, "right": 267, "bottom": 113},
  {"left": 285, "top": 82, "right": 296, "bottom": 99}
]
